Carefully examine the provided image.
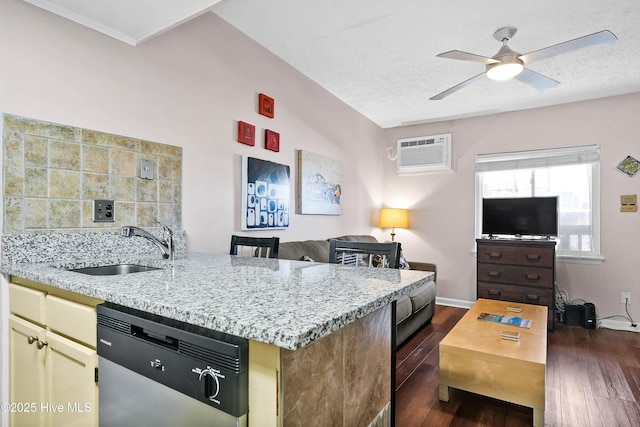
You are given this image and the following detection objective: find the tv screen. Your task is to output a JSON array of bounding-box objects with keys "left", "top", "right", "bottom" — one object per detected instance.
[{"left": 482, "top": 197, "right": 558, "bottom": 237}]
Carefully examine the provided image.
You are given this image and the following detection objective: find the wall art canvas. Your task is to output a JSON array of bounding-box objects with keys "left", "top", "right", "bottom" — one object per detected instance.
[
  {"left": 237, "top": 121, "right": 255, "bottom": 146},
  {"left": 242, "top": 156, "right": 290, "bottom": 230},
  {"left": 617, "top": 155, "right": 640, "bottom": 177},
  {"left": 297, "top": 150, "right": 343, "bottom": 215},
  {"left": 258, "top": 93, "right": 274, "bottom": 118},
  {"left": 265, "top": 129, "right": 280, "bottom": 152}
]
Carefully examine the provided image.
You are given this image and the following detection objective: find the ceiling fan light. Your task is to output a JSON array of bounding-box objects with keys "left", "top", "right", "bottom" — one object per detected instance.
[{"left": 486, "top": 62, "right": 524, "bottom": 80}]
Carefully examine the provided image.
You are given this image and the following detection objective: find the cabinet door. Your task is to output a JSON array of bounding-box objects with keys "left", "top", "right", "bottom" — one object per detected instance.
[
  {"left": 45, "top": 331, "right": 98, "bottom": 427},
  {"left": 9, "top": 315, "right": 46, "bottom": 427}
]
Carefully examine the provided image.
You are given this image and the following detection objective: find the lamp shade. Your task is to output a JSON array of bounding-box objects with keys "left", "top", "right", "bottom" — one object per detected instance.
[{"left": 379, "top": 208, "right": 409, "bottom": 229}]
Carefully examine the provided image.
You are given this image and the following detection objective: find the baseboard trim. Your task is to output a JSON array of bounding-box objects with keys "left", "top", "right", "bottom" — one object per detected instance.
[{"left": 435, "top": 297, "right": 474, "bottom": 309}]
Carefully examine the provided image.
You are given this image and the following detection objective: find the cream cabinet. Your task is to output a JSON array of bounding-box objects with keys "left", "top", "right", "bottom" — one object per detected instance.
[{"left": 8, "top": 279, "right": 102, "bottom": 427}]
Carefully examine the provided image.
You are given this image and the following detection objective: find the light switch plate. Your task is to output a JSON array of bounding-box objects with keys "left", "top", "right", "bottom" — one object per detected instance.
[
  {"left": 93, "top": 200, "right": 115, "bottom": 222},
  {"left": 141, "top": 159, "right": 154, "bottom": 180}
]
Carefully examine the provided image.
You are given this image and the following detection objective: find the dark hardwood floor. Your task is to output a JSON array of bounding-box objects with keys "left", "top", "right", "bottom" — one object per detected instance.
[{"left": 395, "top": 304, "right": 640, "bottom": 427}]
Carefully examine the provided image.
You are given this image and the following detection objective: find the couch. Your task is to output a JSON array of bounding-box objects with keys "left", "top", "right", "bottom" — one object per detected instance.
[{"left": 278, "top": 235, "right": 437, "bottom": 346}]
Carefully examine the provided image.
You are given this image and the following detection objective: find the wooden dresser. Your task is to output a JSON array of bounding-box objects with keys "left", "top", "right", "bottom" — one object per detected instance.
[{"left": 476, "top": 238, "right": 556, "bottom": 330}]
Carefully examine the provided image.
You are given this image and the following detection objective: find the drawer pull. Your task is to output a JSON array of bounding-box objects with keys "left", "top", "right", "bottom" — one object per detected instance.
[
  {"left": 36, "top": 340, "right": 48, "bottom": 350},
  {"left": 27, "top": 336, "right": 38, "bottom": 345},
  {"left": 487, "top": 271, "right": 502, "bottom": 278},
  {"left": 525, "top": 274, "right": 541, "bottom": 281},
  {"left": 487, "top": 289, "right": 501, "bottom": 296},
  {"left": 527, "top": 254, "right": 541, "bottom": 261},
  {"left": 525, "top": 294, "right": 540, "bottom": 301},
  {"left": 488, "top": 252, "right": 502, "bottom": 259}
]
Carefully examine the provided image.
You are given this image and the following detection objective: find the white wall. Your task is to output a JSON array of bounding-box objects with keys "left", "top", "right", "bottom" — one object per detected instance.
[
  {"left": 383, "top": 93, "right": 640, "bottom": 323},
  {"left": 0, "top": 0, "right": 385, "bottom": 254},
  {"left": 0, "top": 0, "right": 386, "bottom": 415}
]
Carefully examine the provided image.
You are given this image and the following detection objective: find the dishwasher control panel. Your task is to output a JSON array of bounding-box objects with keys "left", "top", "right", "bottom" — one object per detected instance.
[{"left": 97, "top": 303, "right": 248, "bottom": 418}]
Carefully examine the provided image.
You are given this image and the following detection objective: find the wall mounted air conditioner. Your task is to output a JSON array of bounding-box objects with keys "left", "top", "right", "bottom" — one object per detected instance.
[{"left": 397, "top": 133, "right": 452, "bottom": 174}]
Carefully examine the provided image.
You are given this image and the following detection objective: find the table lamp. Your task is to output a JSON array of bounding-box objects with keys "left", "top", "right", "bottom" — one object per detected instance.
[{"left": 379, "top": 208, "right": 409, "bottom": 241}]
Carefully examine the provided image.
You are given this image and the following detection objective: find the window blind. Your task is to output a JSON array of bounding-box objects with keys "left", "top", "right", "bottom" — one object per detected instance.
[{"left": 475, "top": 145, "right": 600, "bottom": 172}]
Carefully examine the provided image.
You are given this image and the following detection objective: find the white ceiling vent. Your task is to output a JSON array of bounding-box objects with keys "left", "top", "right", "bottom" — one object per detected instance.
[{"left": 397, "top": 134, "right": 452, "bottom": 174}]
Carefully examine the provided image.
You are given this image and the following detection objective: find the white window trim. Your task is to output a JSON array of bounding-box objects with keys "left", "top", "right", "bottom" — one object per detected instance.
[{"left": 474, "top": 145, "right": 602, "bottom": 262}]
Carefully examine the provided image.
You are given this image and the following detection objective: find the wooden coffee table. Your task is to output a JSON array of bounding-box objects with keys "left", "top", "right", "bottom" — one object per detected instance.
[{"left": 439, "top": 298, "right": 547, "bottom": 426}]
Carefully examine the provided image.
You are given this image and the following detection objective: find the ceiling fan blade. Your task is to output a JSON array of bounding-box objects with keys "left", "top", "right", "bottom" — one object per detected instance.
[
  {"left": 437, "top": 50, "right": 500, "bottom": 64},
  {"left": 518, "top": 30, "right": 617, "bottom": 64},
  {"left": 514, "top": 68, "right": 560, "bottom": 92},
  {"left": 430, "top": 73, "right": 486, "bottom": 100}
]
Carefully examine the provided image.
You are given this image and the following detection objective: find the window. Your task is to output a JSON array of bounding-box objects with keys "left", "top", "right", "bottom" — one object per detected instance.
[{"left": 475, "top": 145, "right": 601, "bottom": 260}]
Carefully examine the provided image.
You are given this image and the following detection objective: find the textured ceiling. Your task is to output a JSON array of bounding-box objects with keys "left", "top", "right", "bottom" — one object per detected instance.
[{"left": 22, "top": 0, "right": 640, "bottom": 128}]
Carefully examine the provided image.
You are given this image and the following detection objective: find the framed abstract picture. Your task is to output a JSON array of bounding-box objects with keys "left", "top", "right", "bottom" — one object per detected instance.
[
  {"left": 237, "top": 121, "right": 255, "bottom": 146},
  {"left": 241, "top": 156, "right": 290, "bottom": 230},
  {"left": 265, "top": 129, "right": 280, "bottom": 152},
  {"left": 258, "top": 93, "right": 274, "bottom": 118},
  {"left": 297, "top": 150, "right": 343, "bottom": 215}
]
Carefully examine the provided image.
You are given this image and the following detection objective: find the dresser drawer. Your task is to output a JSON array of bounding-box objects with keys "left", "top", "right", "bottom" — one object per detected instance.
[
  {"left": 477, "top": 263, "right": 554, "bottom": 288},
  {"left": 478, "top": 282, "right": 553, "bottom": 307},
  {"left": 477, "top": 243, "right": 554, "bottom": 268}
]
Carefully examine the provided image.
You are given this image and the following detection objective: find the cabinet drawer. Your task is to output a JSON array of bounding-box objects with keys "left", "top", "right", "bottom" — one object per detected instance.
[
  {"left": 477, "top": 244, "right": 554, "bottom": 268},
  {"left": 477, "top": 263, "right": 553, "bottom": 288},
  {"left": 46, "top": 295, "right": 97, "bottom": 347},
  {"left": 9, "top": 284, "right": 46, "bottom": 325},
  {"left": 478, "top": 282, "right": 553, "bottom": 307}
]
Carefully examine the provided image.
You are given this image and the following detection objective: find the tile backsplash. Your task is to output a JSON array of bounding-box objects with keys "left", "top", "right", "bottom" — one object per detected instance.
[{"left": 3, "top": 114, "right": 182, "bottom": 233}]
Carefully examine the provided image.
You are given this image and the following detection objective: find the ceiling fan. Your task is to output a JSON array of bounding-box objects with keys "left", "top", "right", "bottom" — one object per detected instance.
[{"left": 430, "top": 26, "right": 617, "bottom": 100}]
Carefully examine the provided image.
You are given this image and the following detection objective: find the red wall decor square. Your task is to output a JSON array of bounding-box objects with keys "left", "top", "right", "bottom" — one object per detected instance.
[
  {"left": 265, "top": 129, "right": 280, "bottom": 152},
  {"left": 259, "top": 93, "right": 275, "bottom": 118},
  {"left": 237, "top": 121, "right": 255, "bottom": 146}
]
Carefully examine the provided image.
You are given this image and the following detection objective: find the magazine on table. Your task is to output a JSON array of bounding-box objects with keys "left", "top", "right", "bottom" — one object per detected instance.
[{"left": 477, "top": 312, "right": 532, "bottom": 328}]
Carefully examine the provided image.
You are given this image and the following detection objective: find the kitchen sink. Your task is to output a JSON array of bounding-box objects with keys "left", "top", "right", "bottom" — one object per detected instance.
[{"left": 67, "top": 264, "right": 162, "bottom": 276}]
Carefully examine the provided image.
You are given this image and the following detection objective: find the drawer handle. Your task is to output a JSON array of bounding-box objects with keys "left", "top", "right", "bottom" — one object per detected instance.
[
  {"left": 27, "top": 336, "right": 38, "bottom": 345},
  {"left": 527, "top": 254, "right": 541, "bottom": 261},
  {"left": 488, "top": 252, "right": 502, "bottom": 259},
  {"left": 525, "top": 294, "right": 540, "bottom": 301},
  {"left": 487, "top": 271, "right": 502, "bottom": 278},
  {"left": 36, "top": 340, "right": 48, "bottom": 350},
  {"left": 525, "top": 274, "right": 541, "bottom": 281},
  {"left": 487, "top": 289, "right": 501, "bottom": 296}
]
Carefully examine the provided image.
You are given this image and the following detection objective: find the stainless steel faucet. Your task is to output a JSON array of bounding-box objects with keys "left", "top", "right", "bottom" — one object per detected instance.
[{"left": 121, "top": 223, "right": 175, "bottom": 261}]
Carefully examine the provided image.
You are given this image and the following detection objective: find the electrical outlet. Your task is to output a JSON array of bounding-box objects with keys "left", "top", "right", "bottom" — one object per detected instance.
[
  {"left": 621, "top": 292, "right": 631, "bottom": 304},
  {"left": 93, "top": 200, "right": 115, "bottom": 222}
]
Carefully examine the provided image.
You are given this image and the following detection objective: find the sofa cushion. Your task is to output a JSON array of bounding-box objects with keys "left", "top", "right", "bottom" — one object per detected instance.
[
  {"left": 334, "top": 235, "right": 379, "bottom": 244},
  {"left": 396, "top": 296, "right": 412, "bottom": 324},
  {"left": 409, "top": 280, "right": 437, "bottom": 313},
  {"left": 278, "top": 239, "right": 330, "bottom": 263}
]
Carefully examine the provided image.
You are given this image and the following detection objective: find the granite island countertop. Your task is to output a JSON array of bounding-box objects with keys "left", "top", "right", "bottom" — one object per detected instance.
[{"left": 2, "top": 253, "right": 433, "bottom": 350}]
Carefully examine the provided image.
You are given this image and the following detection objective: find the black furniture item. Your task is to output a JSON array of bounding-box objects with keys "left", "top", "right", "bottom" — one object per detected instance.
[
  {"left": 230, "top": 235, "right": 279, "bottom": 258},
  {"left": 328, "top": 238, "right": 401, "bottom": 425},
  {"left": 476, "top": 238, "right": 556, "bottom": 330},
  {"left": 328, "top": 239, "right": 401, "bottom": 268}
]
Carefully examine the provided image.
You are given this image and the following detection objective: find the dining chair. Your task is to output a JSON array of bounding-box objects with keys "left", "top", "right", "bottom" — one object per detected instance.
[
  {"left": 230, "top": 235, "right": 280, "bottom": 258},
  {"left": 328, "top": 239, "right": 401, "bottom": 269}
]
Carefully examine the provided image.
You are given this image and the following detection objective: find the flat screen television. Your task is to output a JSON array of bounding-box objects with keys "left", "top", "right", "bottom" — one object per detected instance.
[{"left": 482, "top": 196, "right": 558, "bottom": 238}]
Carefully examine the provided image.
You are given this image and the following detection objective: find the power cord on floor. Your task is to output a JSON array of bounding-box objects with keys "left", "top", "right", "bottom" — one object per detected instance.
[
  {"left": 598, "top": 297, "right": 637, "bottom": 328},
  {"left": 624, "top": 298, "right": 637, "bottom": 327}
]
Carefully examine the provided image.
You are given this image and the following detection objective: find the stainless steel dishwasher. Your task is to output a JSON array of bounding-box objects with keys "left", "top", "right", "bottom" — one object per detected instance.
[{"left": 97, "top": 303, "right": 248, "bottom": 427}]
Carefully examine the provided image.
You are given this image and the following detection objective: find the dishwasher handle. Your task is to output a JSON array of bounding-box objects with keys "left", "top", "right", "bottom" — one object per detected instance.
[{"left": 131, "top": 325, "right": 179, "bottom": 350}]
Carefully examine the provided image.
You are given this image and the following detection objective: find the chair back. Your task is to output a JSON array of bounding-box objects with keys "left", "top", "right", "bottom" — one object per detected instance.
[
  {"left": 230, "top": 235, "right": 280, "bottom": 258},
  {"left": 329, "top": 239, "right": 401, "bottom": 269}
]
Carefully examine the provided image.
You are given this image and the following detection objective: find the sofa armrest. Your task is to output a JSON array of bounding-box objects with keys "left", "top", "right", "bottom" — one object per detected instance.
[{"left": 408, "top": 261, "right": 437, "bottom": 283}]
